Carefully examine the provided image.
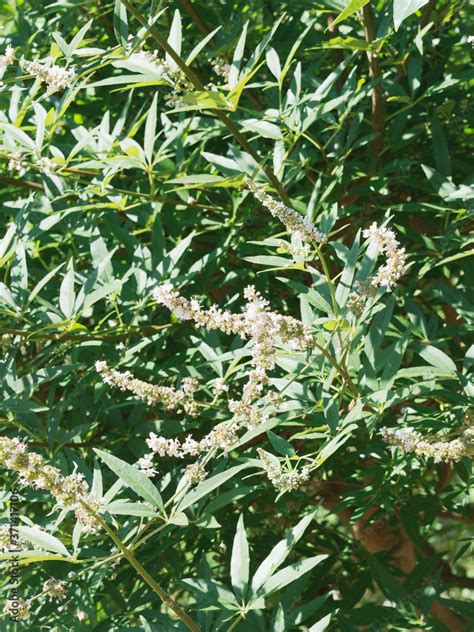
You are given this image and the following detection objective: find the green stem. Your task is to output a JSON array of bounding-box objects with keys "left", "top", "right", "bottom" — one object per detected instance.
[
  {"left": 227, "top": 613, "right": 244, "bottom": 632},
  {"left": 119, "top": 0, "right": 290, "bottom": 205},
  {"left": 314, "top": 245, "right": 338, "bottom": 319},
  {"left": 93, "top": 511, "right": 201, "bottom": 632},
  {"left": 313, "top": 341, "right": 357, "bottom": 398}
]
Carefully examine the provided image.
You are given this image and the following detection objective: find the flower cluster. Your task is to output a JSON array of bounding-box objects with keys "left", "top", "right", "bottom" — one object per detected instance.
[
  {"left": 228, "top": 399, "right": 268, "bottom": 429},
  {"left": 277, "top": 239, "right": 311, "bottom": 260},
  {"left": 95, "top": 361, "right": 199, "bottom": 416},
  {"left": 347, "top": 223, "right": 407, "bottom": 312},
  {"left": 258, "top": 449, "right": 310, "bottom": 493},
  {"left": 346, "top": 280, "right": 377, "bottom": 314},
  {"left": 36, "top": 154, "right": 59, "bottom": 176},
  {"left": 363, "top": 223, "right": 407, "bottom": 291},
  {"left": 0, "top": 524, "right": 26, "bottom": 552},
  {"left": 154, "top": 283, "right": 312, "bottom": 410},
  {"left": 153, "top": 284, "right": 314, "bottom": 374},
  {"left": 212, "top": 56, "right": 231, "bottom": 86},
  {"left": 137, "top": 454, "right": 158, "bottom": 478},
  {"left": 245, "top": 178, "right": 327, "bottom": 244},
  {"left": 0, "top": 45, "right": 14, "bottom": 70},
  {"left": 380, "top": 426, "right": 474, "bottom": 463},
  {"left": 141, "top": 284, "right": 315, "bottom": 488},
  {"left": 185, "top": 462, "right": 207, "bottom": 485},
  {"left": 3, "top": 598, "right": 30, "bottom": 621},
  {"left": 134, "top": 50, "right": 193, "bottom": 108},
  {"left": 21, "top": 59, "right": 75, "bottom": 91},
  {"left": 0, "top": 437, "right": 101, "bottom": 531},
  {"left": 8, "top": 150, "right": 25, "bottom": 172},
  {"left": 212, "top": 377, "right": 229, "bottom": 396},
  {"left": 7, "top": 150, "right": 60, "bottom": 175},
  {"left": 146, "top": 422, "right": 238, "bottom": 461},
  {"left": 43, "top": 578, "right": 67, "bottom": 601}
]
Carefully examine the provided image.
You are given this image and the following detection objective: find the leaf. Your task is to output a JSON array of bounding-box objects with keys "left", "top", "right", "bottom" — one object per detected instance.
[
  {"left": 179, "top": 90, "right": 232, "bottom": 111},
  {"left": 69, "top": 19, "right": 93, "bottom": 55},
  {"left": 251, "top": 509, "right": 318, "bottom": 592},
  {"left": 82, "top": 280, "right": 122, "bottom": 310},
  {"left": 336, "top": 231, "right": 360, "bottom": 306},
  {"left": 166, "top": 9, "right": 182, "bottom": 71},
  {"left": 95, "top": 449, "right": 164, "bottom": 512},
  {"left": 0, "top": 282, "right": 17, "bottom": 309},
  {"left": 89, "top": 73, "right": 166, "bottom": 87},
  {"left": 144, "top": 93, "right": 158, "bottom": 163},
  {"left": 316, "top": 423, "right": 358, "bottom": 466},
  {"left": 186, "top": 27, "right": 222, "bottom": 65},
  {"left": 257, "top": 555, "right": 328, "bottom": 598},
  {"left": 1, "top": 123, "right": 35, "bottom": 149},
  {"left": 229, "top": 22, "right": 248, "bottom": 89},
  {"left": 393, "top": 0, "right": 429, "bottom": 31},
  {"left": 59, "top": 259, "right": 75, "bottom": 318},
  {"left": 114, "top": 0, "right": 129, "bottom": 48},
  {"left": 231, "top": 515, "right": 249, "bottom": 596},
  {"left": 104, "top": 502, "right": 158, "bottom": 517},
  {"left": 421, "top": 164, "right": 458, "bottom": 200},
  {"left": 309, "top": 613, "right": 333, "bottom": 631},
  {"left": 380, "top": 328, "right": 411, "bottom": 389},
  {"left": 281, "top": 19, "right": 315, "bottom": 85},
  {"left": 320, "top": 36, "right": 369, "bottom": 50},
  {"left": 52, "top": 32, "right": 69, "bottom": 57},
  {"left": 0, "top": 399, "right": 48, "bottom": 413},
  {"left": 27, "top": 262, "right": 64, "bottom": 306},
  {"left": 267, "top": 431, "right": 296, "bottom": 457},
  {"left": 240, "top": 119, "right": 283, "bottom": 139},
  {"left": 167, "top": 174, "right": 226, "bottom": 186},
  {"left": 120, "top": 138, "right": 145, "bottom": 161},
  {"left": 18, "top": 526, "right": 69, "bottom": 557},
  {"left": 266, "top": 48, "right": 281, "bottom": 80},
  {"left": 331, "top": 0, "right": 370, "bottom": 29},
  {"left": 177, "top": 463, "right": 253, "bottom": 512},
  {"left": 33, "top": 102, "right": 47, "bottom": 151},
  {"left": 418, "top": 345, "right": 457, "bottom": 373},
  {"left": 365, "top": 553, "right": 407, "bottom": 601}
]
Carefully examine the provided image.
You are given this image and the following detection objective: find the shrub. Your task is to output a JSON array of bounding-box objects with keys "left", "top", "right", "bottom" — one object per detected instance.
[{"left": 0, "top": 0, "right": 472, "bottom": 629}]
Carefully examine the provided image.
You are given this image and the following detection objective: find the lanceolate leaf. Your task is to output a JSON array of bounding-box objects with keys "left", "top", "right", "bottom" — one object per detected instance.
[
  {"left": 393, "top": 0, "right": 429, "bottom": 30},
  {"left": 331, "top": 0, "right": 370, "bottom": 28},
  {"left": 231, "top": 514, "right": 249, "bottom": 596},
  {"left": 95, "top": 449, "right": 164, "bottom": 512},
  {"left": 257, "top": 555, "right": 328, "bottom": 598},
  {"left": 251, "top": 509, "right": 318, "bottom": 592},
  {"left": 177, "top": 463, "right": 253, "bottom": 513},
  {"left": 18, "top": 526, "right": 70, "bottom": 557}
]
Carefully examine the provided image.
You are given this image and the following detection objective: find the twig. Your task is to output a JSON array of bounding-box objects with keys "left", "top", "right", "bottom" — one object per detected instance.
[
  {"left": 0, "top": 175, "right": 43, "bottom": 191},
  {"left": 362, "top": 2, "right": 384, "bottom": 155},
  {"left": 92, "top": 510, "right": 202, "bottom": 632},
  {"left": 0, "top": 324, "right": 171, "bottom": 342},
  {"left": 178, "top": 0, "right": 216, "bottom": 44},
  {"left": 421, "top": 0, "right": 436, "bottom": 27}
]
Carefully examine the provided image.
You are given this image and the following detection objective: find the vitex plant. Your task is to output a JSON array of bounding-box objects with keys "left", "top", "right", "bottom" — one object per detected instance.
[{"left": 0, "top": 0, "right": 472, "bottom": 630}]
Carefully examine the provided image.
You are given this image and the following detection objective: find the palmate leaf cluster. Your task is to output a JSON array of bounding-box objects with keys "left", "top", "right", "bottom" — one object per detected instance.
[{"left": 0, "top": 0, "right": 472, "bottom": 630}]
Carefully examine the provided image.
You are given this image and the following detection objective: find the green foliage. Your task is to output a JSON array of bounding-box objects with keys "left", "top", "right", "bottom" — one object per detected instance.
[{"left": 0, "top": 0, "right": 473, "bottom": 630}]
